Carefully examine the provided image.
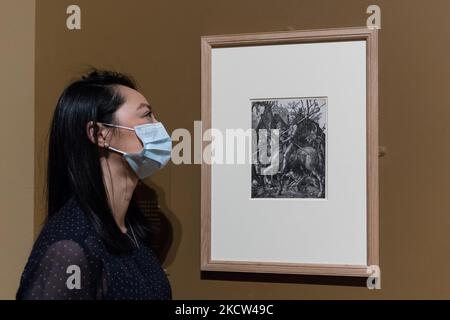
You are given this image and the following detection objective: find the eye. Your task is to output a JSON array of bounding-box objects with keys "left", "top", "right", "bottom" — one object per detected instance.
[{"left": 144, "top": 110, "right": 153, "bottom": 118}]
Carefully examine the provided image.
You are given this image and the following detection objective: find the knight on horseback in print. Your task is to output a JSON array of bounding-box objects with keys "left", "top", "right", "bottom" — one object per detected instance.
[{"left": 251, "top": 98, "right": 327, "bottom": 199}]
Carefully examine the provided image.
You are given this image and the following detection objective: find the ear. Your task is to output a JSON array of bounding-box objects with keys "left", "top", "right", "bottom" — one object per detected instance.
[{"left": 86, "top": 121, "right": 110, "bottom": 148}]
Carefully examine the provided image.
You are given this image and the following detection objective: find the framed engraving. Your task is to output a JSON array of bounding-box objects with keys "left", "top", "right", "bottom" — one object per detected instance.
[{"left": 201, "top": 27, "right": 378, "bottom": 277}]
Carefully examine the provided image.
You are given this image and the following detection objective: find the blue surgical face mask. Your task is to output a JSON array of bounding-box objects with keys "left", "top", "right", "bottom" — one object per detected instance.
[{"left": 101, "top": 121, "right": 172, "bottom": 179}]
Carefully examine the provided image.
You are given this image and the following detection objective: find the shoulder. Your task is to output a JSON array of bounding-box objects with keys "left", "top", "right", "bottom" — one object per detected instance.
[
  {"left": 43, "top": 239, "right": 89, "bottom": 265},
  {"left": 29, "top": 239, "right": 93, "bottom": 276},
  {"left": 38, "top": 196, "right": 94, "bottom": 244},
  {"left": 16, "top": 238, "right": 101, "bottom": 300},
  {"left": 27, "top": 196, "right": 102, "bottom": 265},
  {"left": 16, "top": 197, "right": 104, "bottom": 299}
]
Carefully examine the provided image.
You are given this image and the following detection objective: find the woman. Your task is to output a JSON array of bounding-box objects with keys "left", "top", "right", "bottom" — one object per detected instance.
[{"left": 16, "top": 69, "right": 173, "bottom": 300}]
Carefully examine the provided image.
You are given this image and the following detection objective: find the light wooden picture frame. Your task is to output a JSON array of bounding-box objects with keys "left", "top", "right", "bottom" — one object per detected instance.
[{"left": 201, "top": 27, "right": 378, "bottom": 277}]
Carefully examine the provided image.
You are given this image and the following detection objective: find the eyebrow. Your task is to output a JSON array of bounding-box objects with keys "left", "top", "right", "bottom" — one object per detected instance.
[{"left": 137, "top": 103, "right": 152, "bottom": 111}]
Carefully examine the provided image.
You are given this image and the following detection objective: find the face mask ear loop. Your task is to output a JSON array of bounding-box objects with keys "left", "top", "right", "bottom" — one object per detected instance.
[
  {"left": 98, "top": 122, "right": 135, "bottom": 155},
  {"left": 98, "top": 122, "right": 135, "bottom": 131},
  {"left": 107, "top": 145, "right": 127, "bottom": 155}
]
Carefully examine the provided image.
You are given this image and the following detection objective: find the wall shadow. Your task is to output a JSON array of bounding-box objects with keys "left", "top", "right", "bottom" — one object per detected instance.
[
  {"left": 201, "top": 270, "right": 368, "bottom": 287},
  {"left": 133, "top": 180, "right": 180, "bottom": 268}
]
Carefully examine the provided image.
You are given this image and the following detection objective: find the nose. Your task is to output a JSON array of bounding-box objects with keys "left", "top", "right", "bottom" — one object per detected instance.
[{"left": 150, "top": 114, "right": 159, "bottom": 123}]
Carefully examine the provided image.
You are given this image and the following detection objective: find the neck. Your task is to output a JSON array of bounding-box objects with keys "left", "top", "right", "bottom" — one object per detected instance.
[{"left": 100, "top": 153, "right": 139, "bottom": 233}]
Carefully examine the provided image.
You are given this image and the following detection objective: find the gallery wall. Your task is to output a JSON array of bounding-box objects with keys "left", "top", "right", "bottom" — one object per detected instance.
[
  {"left": 0, "top": 0, "right": 35, "bottom": 299},
  {"left": 32, "top": 0, "right": 450, "bottom": 299}
]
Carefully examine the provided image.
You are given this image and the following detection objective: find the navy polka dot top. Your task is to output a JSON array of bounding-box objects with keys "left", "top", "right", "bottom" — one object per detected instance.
[{"left": 16, "top": 196, "right": 172, "bottom": 300}]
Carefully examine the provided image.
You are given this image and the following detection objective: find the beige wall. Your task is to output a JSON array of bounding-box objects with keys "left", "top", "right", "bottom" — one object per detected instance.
[
  {"left": 0, "top": 0, "right": 35, "bottom": 299},
  {"left": 1, "top": 0, "right": 446, "bottom": 299}
]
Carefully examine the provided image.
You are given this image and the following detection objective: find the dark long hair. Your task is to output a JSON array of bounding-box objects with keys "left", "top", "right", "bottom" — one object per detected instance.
[{"left": 46, "top": 68, "right": 152, "bottom": 254}]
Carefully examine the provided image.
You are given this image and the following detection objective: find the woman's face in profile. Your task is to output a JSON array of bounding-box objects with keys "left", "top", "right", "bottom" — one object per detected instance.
[{"left": 106, "top": 85, "right": 158, "bottom": 154}]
